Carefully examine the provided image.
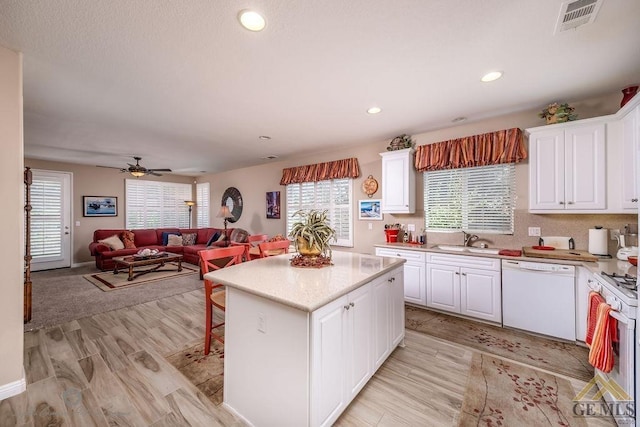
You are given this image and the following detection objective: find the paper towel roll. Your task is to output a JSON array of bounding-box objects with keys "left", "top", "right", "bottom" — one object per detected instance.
[{"left": 588, "top": 228, "right": 608, "bottom": 255}]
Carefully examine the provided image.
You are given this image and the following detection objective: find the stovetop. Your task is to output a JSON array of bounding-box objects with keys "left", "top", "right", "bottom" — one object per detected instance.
[{"left": 597, "top": 271, "right": 638, "bottom": 305}]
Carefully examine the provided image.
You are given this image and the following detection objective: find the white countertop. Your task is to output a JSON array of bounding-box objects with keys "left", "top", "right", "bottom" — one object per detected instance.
[
  {"left": 204, "top": 250, "right": 405, "bottom": 312},
  {"left": 374, "top": 242, "right": 637, "bottom": 277}
]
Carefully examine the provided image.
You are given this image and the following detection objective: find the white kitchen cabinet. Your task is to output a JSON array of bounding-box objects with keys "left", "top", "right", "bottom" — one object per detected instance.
[
  {"left": 621, "top": 105, "right": 638, "bottom": 210},
  {"left": 426, "top": 253, "right": 502, "bottom": 324},
  {"left": 311, "top": 267, "right": 404, "bottom": 427},
  {"left": 528, "top": 122, "right": 606, "bottom": 212},
  {"left": 375, "top": 247, "right": 425, "bottom": 305},
  {"left": 372, "top": 268, "right": 404, "bottom": 370},
  {"left": 379, "top": 148, "right": 416, "bottom": 213}
]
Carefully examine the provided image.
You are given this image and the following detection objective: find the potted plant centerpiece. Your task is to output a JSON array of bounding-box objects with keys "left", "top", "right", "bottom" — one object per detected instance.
[{"left": 289, "top": 209, "right": 335, "bottom": 268}]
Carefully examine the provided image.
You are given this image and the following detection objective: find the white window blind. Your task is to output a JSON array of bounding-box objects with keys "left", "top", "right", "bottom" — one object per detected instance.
[
  {"left": 30, "top": 176, "right": 63, "bottom": 258},
  {"left": 424, "top": 164, "right": 515, "bottom": 234},
  {"left": 126, "top": 179, "right": 192, "bottom": 229},
  {"left": 286, "top": 178, "right": 353, "bottom": 247},
  {"left": 196, "top": 182, "right": 210, "bottom": 227}
]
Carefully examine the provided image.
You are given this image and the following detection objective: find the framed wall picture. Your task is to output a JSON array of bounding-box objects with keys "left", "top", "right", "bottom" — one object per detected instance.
[
  {"left": 358, "top": 199, "right": 383, "bottom": 220},
  {"left": 83, "top": 196, "right": 117, "bottom": 217},
  {"left": 266, "top": 191, "right": 281, "bottom": 219}
]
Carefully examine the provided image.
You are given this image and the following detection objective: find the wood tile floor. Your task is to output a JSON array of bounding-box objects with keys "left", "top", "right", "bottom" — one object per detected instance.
[{"left": 0, "top": 288, "right": 616, "bottom": 426}]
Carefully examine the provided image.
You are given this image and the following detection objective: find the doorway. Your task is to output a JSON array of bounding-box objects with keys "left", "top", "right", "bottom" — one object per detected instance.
[{"left": 30, "top": 170, "right": 72, "bottom": 271}]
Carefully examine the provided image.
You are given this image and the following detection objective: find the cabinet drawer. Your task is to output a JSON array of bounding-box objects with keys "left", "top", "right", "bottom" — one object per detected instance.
[
  {"left": 426, "top": 253, "right": 500, "bottom": 271},
  {"left": 375, "top": 248, "right": 426, "bottom": 263}
]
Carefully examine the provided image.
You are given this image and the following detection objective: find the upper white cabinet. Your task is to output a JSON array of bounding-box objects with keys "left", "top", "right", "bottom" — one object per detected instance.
[
  {"left": 380, "top": 148, "right": 416, "bottom": 213},
  {"left": 528, "top": 122, "right": 606, "bottom": 212}
]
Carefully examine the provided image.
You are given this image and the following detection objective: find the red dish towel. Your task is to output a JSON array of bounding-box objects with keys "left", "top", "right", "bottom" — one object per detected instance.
[
  {"left": 586, "top": 291, "right": 604, "bottom": 345},
  {"left": 498, "top": 249, "right": 522, "bottom": 257},
  {"left": 588, "top": 302, "right": 618, "bottom": 373}
]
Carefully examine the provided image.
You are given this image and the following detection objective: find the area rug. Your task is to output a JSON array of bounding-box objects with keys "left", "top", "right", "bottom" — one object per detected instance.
[
  {"left": 405, "top": 306, "right": 593, "bottom": 382},
  {"left": 83, "top": 262, "right": 199, "bottom": 291},
  {"left": 458, "top": 353, "right": 586, "bottom": 426},
  {"left": 166, "top": 340, "right": 225, "bottom": 405}
]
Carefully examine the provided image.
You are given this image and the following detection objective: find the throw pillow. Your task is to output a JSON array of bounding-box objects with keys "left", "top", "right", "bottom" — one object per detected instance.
[
  {"left": 98, "top": 234, "right": 125, "bottom": 250},
  {"left": 121, "top": 230, "right": 136, "bottom": 249},
  {"left": 206, "top": 231, "right": 221, "bottom": 246},
  {"left": 161, "top": 231, "right": 181, "bottom": 246},
  {"left": 182, "top": 233, "right": 197, "bottom": 246},
  {"left": 216, "top": 232, "right": 227, "bottom": 242},
  {"left": 230, "top": 228, "right": 249, "bottom": 243},
  {"left": 167, "top": 234, "right": 183, "bottom": 247}
]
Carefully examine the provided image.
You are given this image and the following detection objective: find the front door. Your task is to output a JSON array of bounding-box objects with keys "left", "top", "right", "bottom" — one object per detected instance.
[{"left": 30, "top": 170, "right": 72, "bottom": 271}]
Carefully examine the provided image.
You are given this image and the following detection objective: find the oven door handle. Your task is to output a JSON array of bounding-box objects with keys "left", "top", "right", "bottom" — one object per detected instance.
[
  {"left": 609, "top": 310, "right": 635, "bottom": 329},
  {"left": 587, "top": 279, "right": 602, "bottom": 293}
]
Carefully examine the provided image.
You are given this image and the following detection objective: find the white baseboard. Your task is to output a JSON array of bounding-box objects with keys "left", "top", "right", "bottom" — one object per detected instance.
[
  {"left": 0, "top": 368, "right": 26, "bottom": 400},
  {"left": 72, "top": 261, "right": 94, "bottom": 268}
]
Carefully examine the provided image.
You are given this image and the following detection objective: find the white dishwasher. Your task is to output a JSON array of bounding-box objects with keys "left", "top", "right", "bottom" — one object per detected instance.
[{"left": 502, "top": 260, "right": 576, "bottom": 341}]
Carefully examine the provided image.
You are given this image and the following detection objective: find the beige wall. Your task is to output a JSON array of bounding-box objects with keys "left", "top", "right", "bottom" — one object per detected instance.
[
  {"left": 0, "top": 46, "right": 25, "bottom": 390},
  {"left": 24, "top": 159, "right": 194, "bottom": 265},
  {"left": 201, "top": 91, "right": 635, "bottom": 255}
]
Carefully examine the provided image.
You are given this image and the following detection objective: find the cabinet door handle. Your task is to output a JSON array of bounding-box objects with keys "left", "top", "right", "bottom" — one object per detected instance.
[
  {"left": 632, "top": 198, "right": 638, "bottom": 202},
  {"left": 461, "top": 272, "right": 467, "bottom": 276},
  {"left": 344, "top": 305, "right": 350, "bottom": 310},
  {"left": 455, "top": 271, "right": 460, "bottom": 275},
  {"left": 349, "top": 302, "right": 355, "bottom": 307},
  {"left": 559, "top": 201, "right": 564, "bottom": 205},
  {"left": 567, "top": 201, "right": 574, "bottom": 205}
]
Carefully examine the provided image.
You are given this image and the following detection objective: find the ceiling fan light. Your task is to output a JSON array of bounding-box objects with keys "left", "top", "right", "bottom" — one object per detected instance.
[{"left": 130, "top": 171, "right": 145, "bottom": 177}]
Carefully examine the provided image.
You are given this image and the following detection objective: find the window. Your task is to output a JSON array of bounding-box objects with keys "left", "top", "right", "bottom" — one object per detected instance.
[
  {"left": 196, "top": 182, "right": 210, "bottom": 227},
  {"left": 424, "top": 164, "right": 515, "bottom": 234},
  {"left": 126, "top": 179, "right": 192, "bottom": 229},
  {"left": 286, "top": 178, "right": 353, "bottom": 247}
]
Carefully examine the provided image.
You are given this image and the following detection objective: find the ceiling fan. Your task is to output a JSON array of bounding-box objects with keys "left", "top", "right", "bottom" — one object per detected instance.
[{"left": 98, "top": 156, "right": 172, "bottom": 177}]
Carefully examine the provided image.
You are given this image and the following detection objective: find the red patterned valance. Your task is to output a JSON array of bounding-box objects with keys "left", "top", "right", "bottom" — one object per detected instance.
[
  {"left": 280, "top": 157, "right": 361, "bottom": 185},
  {"left": 414, "top": 128, "right": 526, "bottom": 172}
]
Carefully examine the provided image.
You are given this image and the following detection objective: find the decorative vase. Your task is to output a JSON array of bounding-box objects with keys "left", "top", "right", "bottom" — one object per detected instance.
[
  {"left": 296, "top": 237, "right": 322, "bottom": 257},
  {"left": 621, "top": 86, "right": 639, "bottom": 108}
]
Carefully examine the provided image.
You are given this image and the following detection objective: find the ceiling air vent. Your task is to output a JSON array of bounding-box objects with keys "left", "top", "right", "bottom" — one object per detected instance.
[{"left": 554, "top": 0, "right": 603, "bottom": 34}]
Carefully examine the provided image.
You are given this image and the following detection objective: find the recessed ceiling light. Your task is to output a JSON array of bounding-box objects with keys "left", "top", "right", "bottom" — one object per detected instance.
[
  {"left": 481, "top": 71, "right": 503, "bottom": 82},
  {"left": 452, "top": 116, "right": 467, "bottom": 123},
  {"left": 238, "top": 10, "right": 266, "bottom": 32},
  {"left": 258, "top": 135, "right": 271, "bottom": 140},
  {"left": 367, "top": 107, "right": 382, "bottom": 114}
]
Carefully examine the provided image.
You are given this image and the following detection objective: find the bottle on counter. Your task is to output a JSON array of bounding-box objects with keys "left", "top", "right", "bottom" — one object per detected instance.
[{"left": 419, "top": 229, "right": 426, "bottom": 245}]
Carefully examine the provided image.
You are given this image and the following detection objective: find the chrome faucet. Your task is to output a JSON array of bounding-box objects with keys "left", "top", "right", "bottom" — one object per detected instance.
[{"left": 462, "top": 231, "right": 478, "bottom": 247}]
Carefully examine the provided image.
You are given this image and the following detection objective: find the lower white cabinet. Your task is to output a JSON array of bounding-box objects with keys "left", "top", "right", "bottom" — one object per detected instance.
[
  {"left": 311, "top": 267, "right": 404, "bottom": 427},
  {"left": 426, "top": 253, "right": 502, "bottom": 323},
  {"left": 575, "top": 266, "right": 594, "bottom": 342},
  {"left": 375, "top": 247, "right": 426, "bottom": 305}
]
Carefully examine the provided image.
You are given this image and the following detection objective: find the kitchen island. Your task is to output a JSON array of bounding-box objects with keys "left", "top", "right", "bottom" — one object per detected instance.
[{"left": 204, "top": 250, "right": 405, "bottom": 427}]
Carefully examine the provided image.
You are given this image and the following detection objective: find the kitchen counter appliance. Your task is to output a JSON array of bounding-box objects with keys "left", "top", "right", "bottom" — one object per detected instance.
[{"left": 502, "top": 260, "right": 576, "bottom": 341}]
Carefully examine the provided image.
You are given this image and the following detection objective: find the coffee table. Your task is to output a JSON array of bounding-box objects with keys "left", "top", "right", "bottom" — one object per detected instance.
[{"left": 113, "top": 252, "right": 183, "bottom": 281}]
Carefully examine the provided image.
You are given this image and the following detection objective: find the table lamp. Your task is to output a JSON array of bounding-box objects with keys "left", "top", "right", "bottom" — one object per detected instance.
[{"left": 217, "top": 205, "right": 234, "bottom": 246}]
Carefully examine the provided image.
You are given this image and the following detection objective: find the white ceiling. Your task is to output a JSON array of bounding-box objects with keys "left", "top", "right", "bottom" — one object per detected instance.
[{"left": 1, "top": 0, "right": 639, "bottom": 175}]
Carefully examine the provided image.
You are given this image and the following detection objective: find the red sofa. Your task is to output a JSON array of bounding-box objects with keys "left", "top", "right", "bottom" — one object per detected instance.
[{"left": 89, "top": 227, "right": 234, "bottom": 270}]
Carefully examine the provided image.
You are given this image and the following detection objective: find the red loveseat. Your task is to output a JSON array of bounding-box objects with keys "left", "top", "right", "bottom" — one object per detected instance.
[{"left": 89, "top": 227, "right": 234, "bottom": 270}]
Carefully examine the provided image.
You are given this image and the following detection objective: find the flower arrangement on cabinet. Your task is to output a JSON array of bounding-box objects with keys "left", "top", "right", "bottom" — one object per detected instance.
[
  {"left": 538, "top": 102, "right": 578, "bottom": 124},
  {"left": 386, "top": 134, "right": 415, "bottom": 151}
]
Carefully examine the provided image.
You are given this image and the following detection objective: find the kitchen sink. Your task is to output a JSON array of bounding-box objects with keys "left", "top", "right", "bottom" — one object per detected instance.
[
  {"left": 467, "top": 247, "right": 501, "bottom": 254},
  {"left": 436, "top": 245, "right": 468, "bottom": 252}
]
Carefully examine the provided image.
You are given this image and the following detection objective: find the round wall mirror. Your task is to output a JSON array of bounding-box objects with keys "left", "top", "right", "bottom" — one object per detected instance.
[{"left": 222, "top": 187, "right": 243, "bottom": 223}]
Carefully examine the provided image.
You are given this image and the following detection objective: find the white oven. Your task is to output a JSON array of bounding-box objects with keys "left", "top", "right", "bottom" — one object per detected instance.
[{"left": 588, "top": 275, "right": 636, "bottom": 419}]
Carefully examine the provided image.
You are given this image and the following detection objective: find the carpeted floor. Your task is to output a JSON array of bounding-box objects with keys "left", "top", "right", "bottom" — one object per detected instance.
[{"left": 25, "top": 264, "right": 202, "bottom": 331}]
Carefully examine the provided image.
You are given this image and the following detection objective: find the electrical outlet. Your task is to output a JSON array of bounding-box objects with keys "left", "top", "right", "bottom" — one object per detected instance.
[
  {"left": 368, "top": 223, "right": 372, "bottom": 230},
  {"left": 257, "top": 312, "right": 266, "bottom": 333},
  {"left": 611, "top": 229, "right": 621, "bottom": 241},
  {"left": 407, "top": 224, "right": 416, "bottom": 232},
  {"left": 528, "top": 227, "right": 541, "bottom": 237}
]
